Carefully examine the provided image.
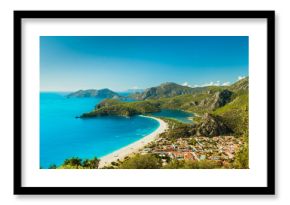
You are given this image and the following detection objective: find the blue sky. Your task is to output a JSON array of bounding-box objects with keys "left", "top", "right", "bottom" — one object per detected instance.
[{"left": 40, "top": 36, "right": 248, "bottom": 91}]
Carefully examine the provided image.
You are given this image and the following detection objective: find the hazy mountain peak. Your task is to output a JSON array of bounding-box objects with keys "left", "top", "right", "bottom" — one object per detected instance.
[{"left": 67, "top": 88, "right": 121, "bottom": 99}]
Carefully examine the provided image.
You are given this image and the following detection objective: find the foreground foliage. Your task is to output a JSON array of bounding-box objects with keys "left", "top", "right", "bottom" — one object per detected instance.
[
  {"left": 233, "top": 135, "right": 249, "bottom": 169},
  {"left": 163, "top": 159, "right": 223, "bottom": 169},
  {"left": 117, "top": 154, "right": 162, "bottom": 169},
  {"left": 57, "top": 157, "right": 100, "bottom": 169}
]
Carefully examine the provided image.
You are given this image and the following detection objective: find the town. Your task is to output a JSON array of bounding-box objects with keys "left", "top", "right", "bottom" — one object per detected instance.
[{"left": 140, "top": 135, "right": 243, "bottom": 166}]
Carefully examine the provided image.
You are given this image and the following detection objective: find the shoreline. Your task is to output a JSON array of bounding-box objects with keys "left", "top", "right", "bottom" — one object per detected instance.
[{"left": 98, "top": 115, "right": 168, "bottom": 168}]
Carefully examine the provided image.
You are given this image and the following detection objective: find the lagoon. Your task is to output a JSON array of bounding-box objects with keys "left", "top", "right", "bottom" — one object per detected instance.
[{"left": 151, "top": 109, "right": 194, "bottom": 124}]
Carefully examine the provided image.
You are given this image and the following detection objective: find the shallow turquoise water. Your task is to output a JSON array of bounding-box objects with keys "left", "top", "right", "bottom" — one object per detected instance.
[
  {"left": 151, "top": 109, "right": 194, "bottom": 124},
  {"left": 40, "top": 92, "right": 160, "bottom": 168}
]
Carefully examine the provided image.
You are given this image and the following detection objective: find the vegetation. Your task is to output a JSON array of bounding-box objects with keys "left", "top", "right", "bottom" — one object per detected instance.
[
  {"left": 166, "top": 123, "right": 194, "bottom": 139},
  {"left": 48, "top": 164, "right": 57, "bottom": 169},
  {"left": 67, "top": 88, "right": 121, "bottom": 99},
  {"left": 213, "top": 94, "right": 248, "bottom": 136},
  {"left": 117, "top": 154, "right": 162, "bottom": 169},
  {"left": 58, "top": 157, "right": 100, "bottom": 169},
  {"left": 81, "top": 99, "right": 161, "bottom": 117},
  {"left": 233, "top": 135, "right": 249, "bottom": 169},
  {"left": 130, "top": 82, "right": 203, "bottom": 100},
  {"left": 163, "top": 159, "right": 223, "bottom": 169},
  {"left": 101, "top": 153, "right": 233, "bottom": 169}
]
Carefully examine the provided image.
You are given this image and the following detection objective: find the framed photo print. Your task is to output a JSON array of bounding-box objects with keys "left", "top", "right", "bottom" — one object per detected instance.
[{"left": 14, "top": 10, "right": 275, "bottom": 195}]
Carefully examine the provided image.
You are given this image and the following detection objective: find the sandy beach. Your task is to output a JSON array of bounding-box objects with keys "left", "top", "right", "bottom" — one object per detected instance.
[{"left": 98, "top": 115, "right": 168, "bottom": 168}]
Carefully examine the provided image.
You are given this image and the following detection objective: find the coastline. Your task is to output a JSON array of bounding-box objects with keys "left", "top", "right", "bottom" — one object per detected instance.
[{"left": 98, "top": 115, "right": 168, "bottom": 168}]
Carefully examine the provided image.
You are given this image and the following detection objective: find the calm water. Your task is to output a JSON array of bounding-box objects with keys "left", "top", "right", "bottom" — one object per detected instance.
[
  {"left": 40, "top": 92, "right": 159, "bottom": 168},
  {"left": 151, "top": 109, "right": 194, "bottom": 124}
]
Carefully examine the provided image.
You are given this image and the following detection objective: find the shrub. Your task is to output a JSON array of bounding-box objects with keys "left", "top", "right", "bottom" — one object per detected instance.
[
  {"left": 82, "top": 157, "right": 100, "bottom": 169},
  {"left": 48, "top": 164, "right": 57, "bottom": 169},
  {"left": 233, "top": 136, "right": 249, "bottom": 169},
  {"left": 118, "top": 154, "right": 162, "bottom": 169},
  {"left": 163, "top": 160, "right": 222, "bottom": 169},
  {"left": 60, "top": 156, "right": 100, "bottom": 169},
  {"left": 63, "top": 157, "right": 82, "bottom": 167}
]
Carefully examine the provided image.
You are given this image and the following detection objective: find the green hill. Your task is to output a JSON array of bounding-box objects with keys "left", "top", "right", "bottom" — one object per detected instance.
[
  {"left": 213, "top": 94, "right": 248, "bottom": 135},
  {"left": 81, "top": 99, "right": 161, "bottom": 117},
  {"left": 67, "top": 88, "right": 121, "bottom": 99},
  {"left": 130, "top": 82, "right": 207, "bottom": 100}
]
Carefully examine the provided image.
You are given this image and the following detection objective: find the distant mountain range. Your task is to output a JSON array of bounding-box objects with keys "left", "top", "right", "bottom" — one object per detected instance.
[
  {"left": 67, "top": 88, "right": 121, "bottom": 99},
  {"left": 129, "top": 77, "right": 248, "bottom": 101},
  {"left": 129, "top": 82, "right": 207, "bottom": 100},
  {"left": 68, "top": 78, "right": 248, "bottom": 104}
]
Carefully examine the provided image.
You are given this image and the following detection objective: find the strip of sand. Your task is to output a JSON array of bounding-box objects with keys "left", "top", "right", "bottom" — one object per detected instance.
[{"left": 98, "top": 115, "right": 168, "bottom": 168}]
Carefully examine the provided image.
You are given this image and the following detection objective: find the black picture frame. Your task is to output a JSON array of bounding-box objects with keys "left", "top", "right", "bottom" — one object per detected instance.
[{"left": 14, "top": 10, "right": 275, "bottom": 195}]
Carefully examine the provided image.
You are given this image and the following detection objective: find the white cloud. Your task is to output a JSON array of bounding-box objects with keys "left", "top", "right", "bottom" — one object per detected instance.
[
  {"left": 222, "top": 82, "right": 231, "bottom": 86},
  {"left": 192, "top": 80, "right": 231, "bottom": 88},
  {"left": 201, "top": 81, "right": 221, "bottom": 87},
  {"left": 182, "top": 82, "right": 188, "bottom": 86},
  {"left": 182, "top": 82, "right": 192, "bottom": 87},
  {"left": 131, "top": 86, "right": 139, "bottom": 90},
  {"left": 214, "top": 81, "right": 221, "bottom": 86},
  {"left": 203, "top": 82, "right": 214, "bottom": 86},
  {"left": 238, "top": 76, "right": 246, "bottom": 80}
]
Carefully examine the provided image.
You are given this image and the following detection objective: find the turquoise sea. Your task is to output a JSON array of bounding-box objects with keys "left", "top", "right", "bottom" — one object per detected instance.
[{"left": 40, "top": 92, "right": 193, "bottom": 168}]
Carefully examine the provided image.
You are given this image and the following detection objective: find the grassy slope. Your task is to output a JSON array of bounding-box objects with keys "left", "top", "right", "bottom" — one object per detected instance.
[
  {"left": 213, "top": 94, "right": 248, "bottom": 136},
  {"left": 81, "top": 99, "right": 161, "bottom": 117}
]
